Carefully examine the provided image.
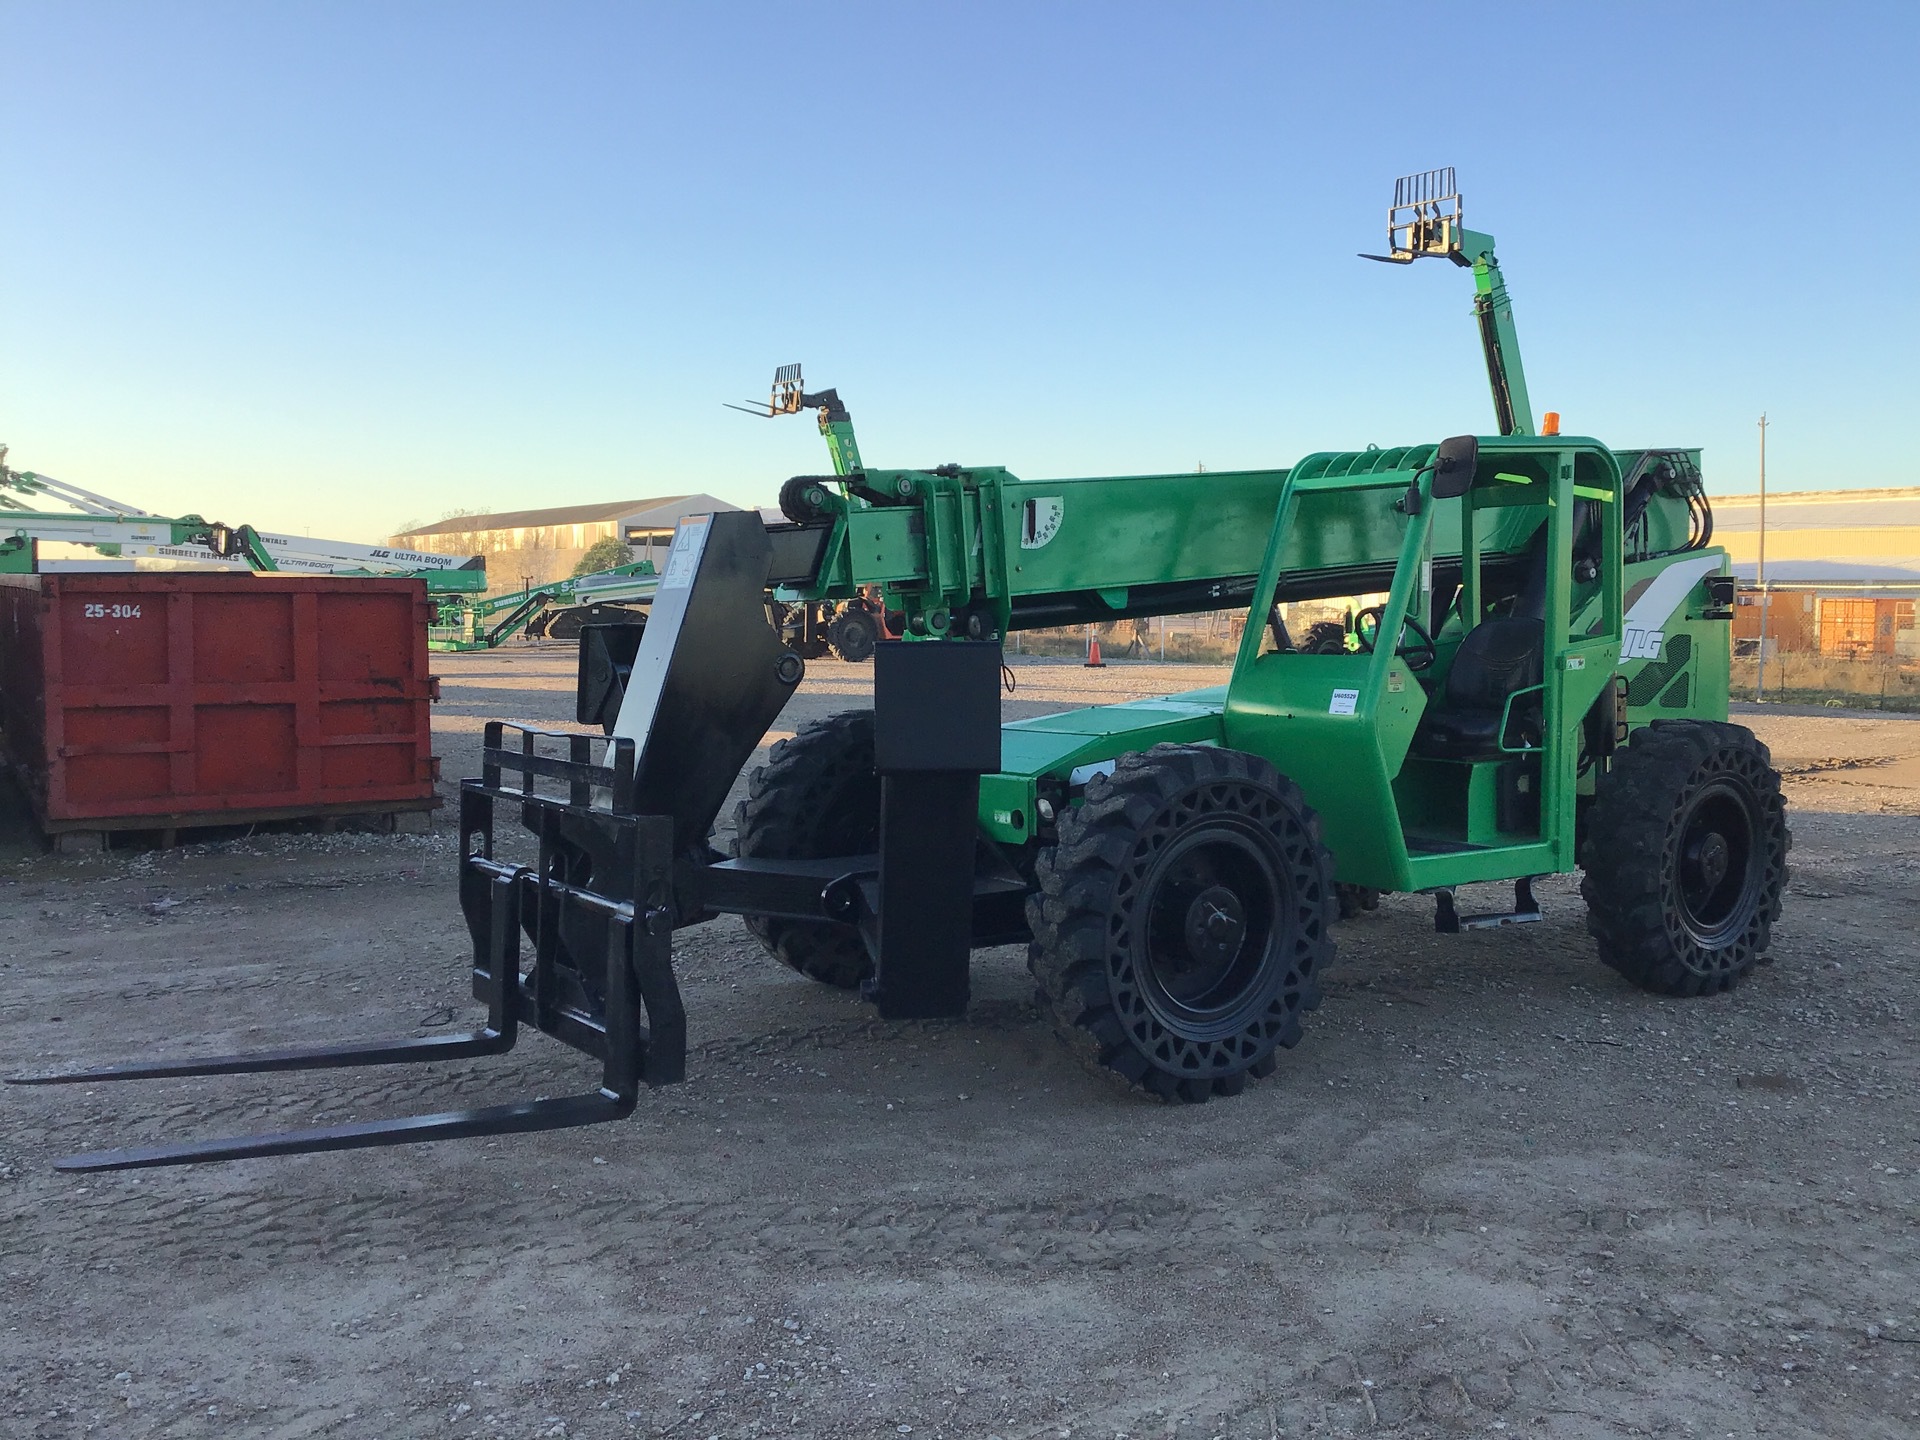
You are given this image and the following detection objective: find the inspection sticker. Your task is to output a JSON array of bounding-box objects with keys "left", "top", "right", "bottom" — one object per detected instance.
[{"left": 1328, "top": 688, "right": 1360, "bottom": 716}]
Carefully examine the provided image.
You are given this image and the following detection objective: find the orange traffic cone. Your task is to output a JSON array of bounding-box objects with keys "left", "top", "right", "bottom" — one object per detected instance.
[{"left": 1085, "top": 630, "right": 1106, "bottom": 667}]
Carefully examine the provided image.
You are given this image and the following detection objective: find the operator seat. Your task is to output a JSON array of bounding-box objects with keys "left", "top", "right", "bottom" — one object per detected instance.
[
  {"left": 1409, "top": 616, "right": 1545, "bottom": 759},
  {"left": 1412, "top": 519, "right": 1550, "bottom": 760}
]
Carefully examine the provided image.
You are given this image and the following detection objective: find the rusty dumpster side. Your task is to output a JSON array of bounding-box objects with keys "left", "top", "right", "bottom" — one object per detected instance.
[{"left": 0, "top": 573, "right": 438, "bottom": 832}]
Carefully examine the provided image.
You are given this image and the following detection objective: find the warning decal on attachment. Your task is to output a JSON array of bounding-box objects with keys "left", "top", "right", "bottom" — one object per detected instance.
[{"left": 659, "top": 516, "right": 709, "bottom": 590}]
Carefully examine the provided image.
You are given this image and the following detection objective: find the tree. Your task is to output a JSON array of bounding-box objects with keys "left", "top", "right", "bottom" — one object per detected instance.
[{"left": 573, "top": 535, "right": 634, "bottom": 577}]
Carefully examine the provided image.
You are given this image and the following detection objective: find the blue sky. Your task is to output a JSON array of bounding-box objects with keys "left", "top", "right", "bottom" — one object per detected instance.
[{"left": 3, "top": 1, "right": 1914, "bottom": 542}]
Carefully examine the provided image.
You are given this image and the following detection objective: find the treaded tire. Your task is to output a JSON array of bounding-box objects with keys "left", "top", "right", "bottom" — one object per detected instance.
[
  {"left": 1302, "top": 620, "right": 1349, "bottom": 655},
  {"left": 828, "top": 608, "right": 879, "bottom": 663},
  {"left": 1026, "top": 744, "right": 1337, "bottom": 1102},
  {"left": 731, "top": 710, "right": 878, "bottom": 989},
  {"left": 1580, "top": 719, "right": 1789, "bottom": 996}
]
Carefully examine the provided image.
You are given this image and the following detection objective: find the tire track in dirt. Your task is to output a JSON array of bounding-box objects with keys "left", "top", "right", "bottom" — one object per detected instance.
[
  {"left": 5, "top": 998, "right": 1055, "bottom": 1163},
  {"left": 7, "top": 1233, "right": 1903, "bottom": 1440},
  {"left": 7, "top": 1173, "right": 1905, "bottom": 1277}
]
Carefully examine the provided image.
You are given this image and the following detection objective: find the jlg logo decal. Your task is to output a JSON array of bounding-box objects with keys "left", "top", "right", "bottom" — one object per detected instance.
[{"left": 1622, "top": 626, "right": 1664, "bottom": 660}]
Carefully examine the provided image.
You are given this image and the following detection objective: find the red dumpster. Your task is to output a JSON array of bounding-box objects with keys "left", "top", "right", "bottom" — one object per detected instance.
[{"left": 0, "top": 573, "right": 438, "bottom": 838}]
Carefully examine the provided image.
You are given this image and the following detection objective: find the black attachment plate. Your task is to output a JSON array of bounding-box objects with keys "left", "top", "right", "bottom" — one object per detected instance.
[
  {"left": 577, "top": 622, "right": 648, "bottom": 731},
  {"left": 864, "top": 772, "right": 982, "bottom": 1019},
  {"left": 872, "top": 640, "right": 1003, "bottom": 773},
  {"left": 765, "top": 522, "right": 832, "bottom": 586},
  {"left": 862, "top": 639, "right": 1005, "bottom": 1020},
  {"left": 612, "top": 510, "right": 803, "bottom": 857}
]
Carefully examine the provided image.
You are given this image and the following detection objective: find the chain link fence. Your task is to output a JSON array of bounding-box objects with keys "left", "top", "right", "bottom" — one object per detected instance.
[
  {"left": 1009, "top": 618, "right": 1920, "bottom": 713},
  {"left": 1733, "top": 652, "right": 1920, "bottom": 711}
]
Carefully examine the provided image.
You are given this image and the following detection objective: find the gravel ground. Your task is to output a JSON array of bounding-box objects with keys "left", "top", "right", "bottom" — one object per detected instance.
[{"left": 2, "top": 647, "right": 1916, "bottom": 1440}]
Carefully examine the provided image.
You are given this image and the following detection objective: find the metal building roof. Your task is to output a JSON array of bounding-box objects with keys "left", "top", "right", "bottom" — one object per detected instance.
[
  {"left": 1730, "top": 559, "right": 1920, "bottom": 587},
  {"left": 1712, "top": 487, "right": 1920, "bottom": 531}
]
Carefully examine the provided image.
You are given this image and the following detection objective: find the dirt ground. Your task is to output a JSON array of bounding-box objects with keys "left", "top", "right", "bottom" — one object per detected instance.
[{"left": 2, "top": 648, "right": 1916, "bottom": 1440}]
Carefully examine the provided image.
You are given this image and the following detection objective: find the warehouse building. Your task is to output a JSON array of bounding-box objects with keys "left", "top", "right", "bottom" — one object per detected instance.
[
  {"left": 1712, "top": 486, "right": 1920, "bottom": 657},
  {"left": 393, "top": 495, "right": 738, "bottom": 590}
]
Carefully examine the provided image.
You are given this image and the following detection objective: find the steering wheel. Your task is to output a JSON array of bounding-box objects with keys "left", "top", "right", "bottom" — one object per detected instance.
[{"left": 1352, "top": 605, "right": 1436, "bottom": 672}]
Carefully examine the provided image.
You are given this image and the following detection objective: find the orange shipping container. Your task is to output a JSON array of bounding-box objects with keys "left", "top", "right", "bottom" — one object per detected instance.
[
  {"left": 1818, "top": 597, "right": 1913, "bottom": 657},
  {"left": 1732, "top": 591, "right": 1818, "bottom": 652}
]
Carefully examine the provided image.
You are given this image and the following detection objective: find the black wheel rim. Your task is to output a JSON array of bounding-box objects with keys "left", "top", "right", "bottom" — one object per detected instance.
[
  {"left": 1133, "top": 821, "right": 1289, "bottom": 1039},
  {"left": 1672, "top": 776, "right": 1761, "bottom": 949}
]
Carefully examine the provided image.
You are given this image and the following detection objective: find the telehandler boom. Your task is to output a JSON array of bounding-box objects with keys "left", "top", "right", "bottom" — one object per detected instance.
[{"left": 15, "top": 172, "right": 1785, "bottom": 1169}]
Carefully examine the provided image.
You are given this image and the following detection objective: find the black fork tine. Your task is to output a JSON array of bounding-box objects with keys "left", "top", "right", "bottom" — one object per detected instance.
[
  {"left": 7, "top": 1029, "right": 513, "bottom": 1086},
  {"left": 50, "top": 1090, "right": 635, "bottom": 1172},
  {"left": 8, "top": 866, "right": 528, "bottom": 1088}
]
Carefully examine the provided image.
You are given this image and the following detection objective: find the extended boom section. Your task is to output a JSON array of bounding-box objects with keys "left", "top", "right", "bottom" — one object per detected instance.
[{"left": 769, "top": 449, "right": 1600, "bottom": 643}]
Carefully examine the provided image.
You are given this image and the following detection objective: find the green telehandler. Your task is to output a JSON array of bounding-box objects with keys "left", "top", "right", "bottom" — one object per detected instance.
[{"left": 17, "top": 170, "right": 1788, "bottom": 1168}]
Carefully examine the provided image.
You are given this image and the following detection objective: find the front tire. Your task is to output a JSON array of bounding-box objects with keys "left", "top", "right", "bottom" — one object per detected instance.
[
  {"left": 731, "top": 711, "right": 879, "bottom": 989},
  {"left": 1580, "top": 719, "right": 1789, "bottom": 996},
  {"left": 1027, "top": 744, "right": 1336, "bottom": 1102}
]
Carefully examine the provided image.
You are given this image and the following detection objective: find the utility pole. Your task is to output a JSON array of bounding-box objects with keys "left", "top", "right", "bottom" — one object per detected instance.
[{"left": 1754, "top": 413, "right": 1769, "bottom": 700}]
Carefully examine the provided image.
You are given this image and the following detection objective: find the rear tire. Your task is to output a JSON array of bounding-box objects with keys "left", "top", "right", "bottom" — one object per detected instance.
[
  {"left": 1580, "top": 719, "right": 1789, "bottom": 996},
  {"left": 1027, "top": 744, "right": 1336, "bottom": 1102},
  {"left": 731, "top": 711, "right": 878, "bottom": 989}
]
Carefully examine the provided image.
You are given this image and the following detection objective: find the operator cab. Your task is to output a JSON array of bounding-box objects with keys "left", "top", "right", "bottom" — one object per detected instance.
[
  {"left": 1411, "top": 460, "right": 1614, "bottom": 763},
  {"left": 1228, "top": 433, "right": 1623, "bottom": 882},
  {"left": 1399, "top": 441, "right": 1621, "bottom": 851}
]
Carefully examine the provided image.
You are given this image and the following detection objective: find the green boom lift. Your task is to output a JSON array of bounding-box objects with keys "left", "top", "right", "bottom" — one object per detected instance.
[
  {"left": 427, "top": 561, "right": 659, "bottom": 651},
  {"left": 439, "top": 368, "right": 887, "bottom": 655},
  {"left": 728, "top": 364, "right": 889, "bottom": 663},
  {"left": 20, "top": 171, "right": 1788, "bottom": 1168},
  {"left": 0, "top": 449, "right": 486, "bottom": 593}
]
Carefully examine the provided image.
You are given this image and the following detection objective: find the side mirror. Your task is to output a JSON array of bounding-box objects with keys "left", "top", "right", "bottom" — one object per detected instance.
[{"left": 1430, "top": 434, "right": 1479, "bottom": 498}]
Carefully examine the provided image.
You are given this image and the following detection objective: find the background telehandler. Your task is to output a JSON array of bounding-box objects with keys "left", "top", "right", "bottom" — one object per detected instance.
[{"left": 16, "top": 171, "right": 1788, "bottom": 1169}]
